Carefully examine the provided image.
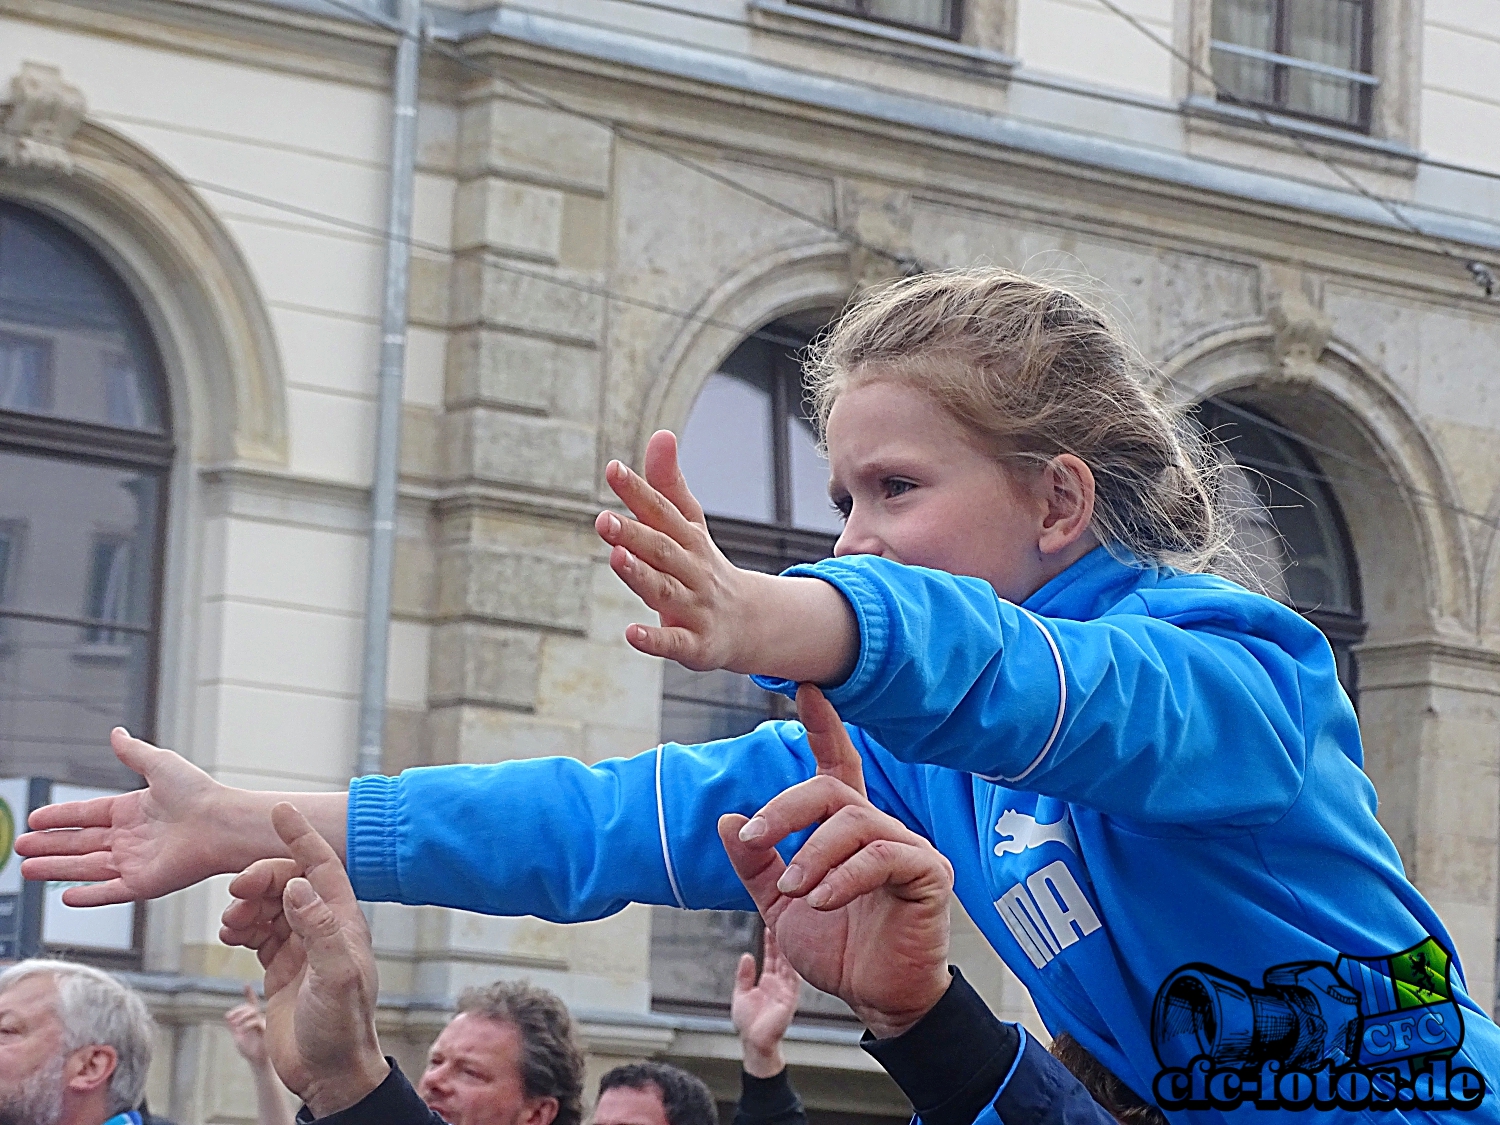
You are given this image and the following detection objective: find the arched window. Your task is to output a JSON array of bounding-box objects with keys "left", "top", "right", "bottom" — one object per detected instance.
[
  {"left": 652, "top": 313, "right": 843, "bottom": 1016},
  {"left": 0, "top": 201, "right": 171, "bottom": 795},
  {"left": 1197, "top": 398, "right": 1364, "bottom": 699}
]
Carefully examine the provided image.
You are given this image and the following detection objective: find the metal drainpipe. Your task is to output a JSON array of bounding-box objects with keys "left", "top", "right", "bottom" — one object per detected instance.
[{"left": 356, "top": 0, "right": 422, "bottom": 779}]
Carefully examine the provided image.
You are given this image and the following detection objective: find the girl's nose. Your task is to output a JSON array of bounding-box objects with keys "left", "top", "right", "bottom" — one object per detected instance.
[{"left": 834, "top": 513, "right": 882, "bottom": 558}]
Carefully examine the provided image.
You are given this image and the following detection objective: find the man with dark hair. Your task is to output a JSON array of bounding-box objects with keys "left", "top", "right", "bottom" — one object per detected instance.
[
  {"left": 418, "top": 981, "right": 585, "bottom": 1125},
  {"left": 594, "top": 1063, "right": 716, "bottom": 1125}
]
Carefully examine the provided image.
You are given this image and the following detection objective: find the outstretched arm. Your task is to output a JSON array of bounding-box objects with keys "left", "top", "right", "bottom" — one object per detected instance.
[{"left": 15, "top": 728, "right": 347, "bottom": 907}]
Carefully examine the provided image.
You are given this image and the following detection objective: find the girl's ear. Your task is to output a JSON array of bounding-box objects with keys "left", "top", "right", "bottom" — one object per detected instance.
[{"left": 1037, "top": 454, "right": 1097, "bottom": 557}]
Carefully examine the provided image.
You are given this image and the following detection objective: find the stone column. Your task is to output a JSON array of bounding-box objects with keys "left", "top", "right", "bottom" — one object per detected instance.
[
  {"left": 1359, "top": 639, "right": 1500, "bottom": 1013},
  {"left": 405, "top": 84, "right": 661, "bottom": 1014}
]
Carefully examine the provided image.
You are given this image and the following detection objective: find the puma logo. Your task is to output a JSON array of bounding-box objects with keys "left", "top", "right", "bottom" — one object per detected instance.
[{"left": 994, "top": 809, "right": 1078, "bottom": 856}]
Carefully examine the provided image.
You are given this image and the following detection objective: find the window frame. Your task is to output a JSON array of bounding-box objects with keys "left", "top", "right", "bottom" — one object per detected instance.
[
  {"left": 789, "top": 0, "right": 963, "bottom": 41},
  {"left": 1208, "top": 0, "right": 1376, "bottom": 132},
  {"left": 0, "top": 202, "right": 173, "bottom": 969}
]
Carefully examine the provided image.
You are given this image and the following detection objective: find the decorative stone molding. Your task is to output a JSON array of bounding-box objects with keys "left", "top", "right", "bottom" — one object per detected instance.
[
  {"left": 0, "top": 63, "right": 86, "bottom": 174},
  {"left": 1262, "top": 269, "right": 1333, "bottom": 381}
]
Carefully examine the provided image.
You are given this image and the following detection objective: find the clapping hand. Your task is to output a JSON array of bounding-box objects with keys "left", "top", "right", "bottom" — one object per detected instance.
[{"left": 718, "top": 686, "right": 953, "bottom": 1041}]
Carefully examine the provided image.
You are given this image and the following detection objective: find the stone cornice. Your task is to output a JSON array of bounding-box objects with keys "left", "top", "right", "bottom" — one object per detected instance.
[{"left": 1, "top": 0, "right": 401, "bottom": 89}]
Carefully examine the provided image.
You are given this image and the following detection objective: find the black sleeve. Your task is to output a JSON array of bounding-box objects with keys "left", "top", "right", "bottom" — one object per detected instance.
[
  {"left": 294, "top": 1060, "right": 446, "bottom": 1125},
  {"left": 860, "top": 968, "right": 1119, "bottom": 1125},
  {"left": 733, "top": 1068, "right": 807, "bottom": 1125},
  {"left": 861, "top": 968, "right": 1019, "bottom": 1125}
]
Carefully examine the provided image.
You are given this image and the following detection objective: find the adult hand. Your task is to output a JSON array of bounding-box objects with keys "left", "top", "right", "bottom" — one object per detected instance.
[
  {"left": 732, "top": 928, "right": 802, "bottom": 1078},
  {"left": 718, "top": 686, "right": 953, "bottom": 1041},
  {"left": 16, "top": 729, "right": 229, "bottom": 906},
  {"left": 594, "top": 431, "right": 856, "bottom": 684},
  {"left": 220, "top": 803, "right": 388, "bottom": 1117},
  {"left": 226, "top": 984, "right": 272, "bottom": 1067}
]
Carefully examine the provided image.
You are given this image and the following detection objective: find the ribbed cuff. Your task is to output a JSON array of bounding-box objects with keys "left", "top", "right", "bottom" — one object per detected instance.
[
  {"left": 861, "top": 968, "right": 1019, "bottom": 1125},
  {"left": 346, "top": 773, "right": 401, "bottom": 902},
  {"left": 751, "top": 558, "right": 889, "bottom": 701}
]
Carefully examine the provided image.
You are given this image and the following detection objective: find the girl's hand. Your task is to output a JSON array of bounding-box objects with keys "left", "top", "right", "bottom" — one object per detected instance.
[
  {"left": 717, "top": 687, "right": 953, "bottom": 1041},
  {"left": 226, "top": 985, "right": 272, "bottom": 1067},
  {"left": 15, "top": 729, "right": 230, "bottom": 905},
  {"left": 595, "top": 429, "right": 759, "bottom": 672}
]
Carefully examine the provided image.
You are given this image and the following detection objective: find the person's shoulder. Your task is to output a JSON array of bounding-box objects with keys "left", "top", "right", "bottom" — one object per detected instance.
[{"left": 1104, "top": 569, "right": 1329, "bottom": 653}]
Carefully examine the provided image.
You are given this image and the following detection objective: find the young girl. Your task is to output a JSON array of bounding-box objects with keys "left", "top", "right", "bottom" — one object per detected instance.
[{"left": 18, "top": 271, "right": 1498, "bottom": 1121}]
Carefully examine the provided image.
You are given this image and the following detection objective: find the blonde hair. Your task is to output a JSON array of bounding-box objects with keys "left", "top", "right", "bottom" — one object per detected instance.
[{"left": 804, "top": 268, "right": 1235, "bottom": 575}]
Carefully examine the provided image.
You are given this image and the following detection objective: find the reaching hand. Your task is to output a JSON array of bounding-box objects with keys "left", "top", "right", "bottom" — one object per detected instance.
[
  {"left": 226, "top": 985, "right": 272, "bottom": 1067},
  {"left": 15, "top": 729, "right": 230, "bottom": 906},
  {"left": 732, "top": 928, "right": 802, "bottom": 1077},
  {"left": 594, "top": 430, "right": 760, "bottom": 672},
  {"left": 220, "top": 803, "right": 388, "bottom": 1117},
  {"left": 718, "top": 686, "right": 953, "bottom": 1041}
]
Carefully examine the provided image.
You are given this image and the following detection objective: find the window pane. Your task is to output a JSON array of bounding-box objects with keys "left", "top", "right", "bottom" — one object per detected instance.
[
  {"left": 1286, "top": 0, "right": 1362, "bottom": 71},
  {"left": 678, "top": 371, "right": 774, "bottom": 523},
  {"left": 0, "top": 618, "right": 151, "bottom": 790},
  {"left": 0, "top": 204, "right": 165, "bottom": 432},
  {"left": 0, "top": 449, "right": 160, "bottom": 627},
  {"left": 1213, "top": 0, "right": 1275, "bottom": 51},
  {"left": 787, "top": 414, "right": 843, "bottom": 533}
]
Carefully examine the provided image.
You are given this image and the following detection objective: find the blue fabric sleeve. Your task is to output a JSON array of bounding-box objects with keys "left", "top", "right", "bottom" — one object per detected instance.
[
  {"left": 347, "top": 719, "right": 932, "bottom": 917},
  {"left": 754, "top": 555, "right": 1325, "bottom": 827}
]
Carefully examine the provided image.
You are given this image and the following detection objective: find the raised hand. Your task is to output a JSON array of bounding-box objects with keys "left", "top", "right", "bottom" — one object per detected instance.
[
  {"left": 226, "top": 984, "right": 272, "bottom": 1066},
  {"left": 221, "top": 803, "right": 387, "bottom": 1117},
  {"left": 595, "top": 431, "right": 858, "bottom": 684},
  {"left": 732, "top": 928, "right": 802, "bottom": 1077},
  {"left": 16, "top": 728, "right": 228, "bottom": 906},
  {"left": 594, "top": 429, "right": 758, "bottom": 671},
  {"left": 718, "top": 687, "right": 953, "bottom": 1041}
]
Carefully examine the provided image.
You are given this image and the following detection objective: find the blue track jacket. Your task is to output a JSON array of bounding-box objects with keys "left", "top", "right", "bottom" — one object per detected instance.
[{"left": 347, "top": 547, "right": 1500, "bottom": 1122}]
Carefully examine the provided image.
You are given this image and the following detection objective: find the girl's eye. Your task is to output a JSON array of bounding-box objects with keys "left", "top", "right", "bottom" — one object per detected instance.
[
  {"left": 883, "top": 478, "right": 915, "bottom": 499},
  {"left": 831, "top": 494, "right": 852, "bottom": 521}
]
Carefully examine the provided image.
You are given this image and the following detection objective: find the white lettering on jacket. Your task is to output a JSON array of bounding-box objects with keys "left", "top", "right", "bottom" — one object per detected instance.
[{"left": 993, "top": 859, "right": 1102, "bottom": 968}]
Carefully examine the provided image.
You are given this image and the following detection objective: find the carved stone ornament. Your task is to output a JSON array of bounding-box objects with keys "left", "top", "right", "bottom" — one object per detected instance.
[
  {"left": 0, "top": 63, "right": 87, "bottom": 174},
  {"left": 1265, "top": 275, "right": 1333, "bottom": 381}
]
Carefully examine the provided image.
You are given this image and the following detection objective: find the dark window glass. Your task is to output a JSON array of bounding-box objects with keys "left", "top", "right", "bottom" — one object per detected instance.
[
  {"left": 790, "top": 0, "right": 961, "bottom": 38},
  {"left": 0, "top": 203, "right": 170, "bottom": 966},
  {"left": 1197, "top": 399, "right": 1364, "bottom": 700},
  {"left": 1211, "top": 0, "right": 1373, "bottom": 130},
  {"left": 0, "top": 206, "right": 164, "bottom": 431}
]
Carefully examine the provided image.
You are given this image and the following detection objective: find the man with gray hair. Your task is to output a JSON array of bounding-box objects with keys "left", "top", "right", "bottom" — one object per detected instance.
[{"left": 0, "top": 959, "right": 155, "bottom": 1125}]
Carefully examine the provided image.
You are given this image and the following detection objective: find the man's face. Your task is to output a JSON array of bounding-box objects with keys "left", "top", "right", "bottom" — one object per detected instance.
[
  {"left": 593, "top": 1084, "right": 670, "bottom": 1125},
  {"left": 0, "top": 976, "right": 66, "bottom": 1125},
  {"left": 419, "top": 1013, "right": 551, "bottom": 1125}
]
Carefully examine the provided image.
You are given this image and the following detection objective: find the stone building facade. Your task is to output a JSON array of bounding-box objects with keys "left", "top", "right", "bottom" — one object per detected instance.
[{"left": 0, "top": 0, "right": 1498, "bottom": 1119}]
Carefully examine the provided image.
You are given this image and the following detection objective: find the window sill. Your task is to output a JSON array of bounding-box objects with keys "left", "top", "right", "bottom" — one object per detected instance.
[
  {"left": 1183, "top": 95, "right": 1419, "bottom": 179},
  {"left": 749, "top": 0, "right": 1017, "bottom": 79}
]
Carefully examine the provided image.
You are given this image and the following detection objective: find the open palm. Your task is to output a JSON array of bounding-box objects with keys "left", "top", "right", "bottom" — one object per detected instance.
[{"left": 16, "top": 729, "right": 227, "bottom": 905}]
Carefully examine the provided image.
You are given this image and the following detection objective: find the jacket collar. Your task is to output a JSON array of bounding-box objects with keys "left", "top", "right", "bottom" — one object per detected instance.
[{"left": 1021, "top": 546, "right": 1161, "bottom": 620}]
